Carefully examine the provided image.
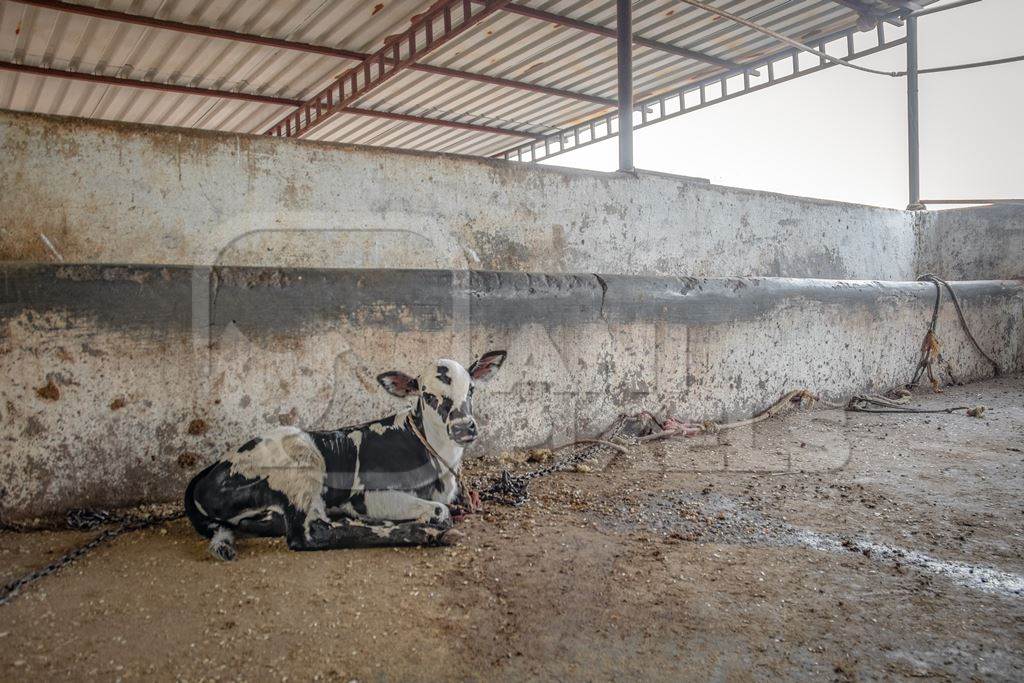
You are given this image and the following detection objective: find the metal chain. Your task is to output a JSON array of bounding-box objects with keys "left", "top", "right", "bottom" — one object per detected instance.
[
  {"left": 477, "top": 422, "right": 625, "bottom": 507},
  {"left": 0, "top": 508, "right": 183, "bottom": 606}
]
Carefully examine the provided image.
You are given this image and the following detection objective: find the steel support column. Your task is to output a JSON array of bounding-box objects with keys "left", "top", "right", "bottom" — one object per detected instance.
[
  {"left": 616, "top": 0, "right": 634, "bottom": 172},
  {"left": 906, "top": 14, "right": 922, "bottom": 209}
]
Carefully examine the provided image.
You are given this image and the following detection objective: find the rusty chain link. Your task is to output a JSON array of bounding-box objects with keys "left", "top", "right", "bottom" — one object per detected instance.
[{"left": 475, "top": 419, "right": 628, "bottom": 507}]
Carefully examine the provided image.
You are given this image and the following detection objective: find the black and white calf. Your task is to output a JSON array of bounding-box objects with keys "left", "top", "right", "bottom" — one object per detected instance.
[{"left": 184, "top": 351, "right": 506, "bottom": 560}]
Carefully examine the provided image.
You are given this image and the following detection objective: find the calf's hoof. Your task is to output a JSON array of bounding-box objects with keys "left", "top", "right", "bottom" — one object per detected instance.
[
  {"left": 427, "top": 503, "right": 452, "bottom": 529},
  {"left": 209, "top": 539, "right": 237, "bottom": 562},
  {"left": 438, "top": 528, "right": 465, "bottom": 546}
]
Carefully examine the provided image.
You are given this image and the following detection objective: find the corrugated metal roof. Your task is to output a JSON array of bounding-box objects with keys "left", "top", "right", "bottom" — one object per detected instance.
[{"left": 0, "top": 0, "right": 929, "bottom": 157}]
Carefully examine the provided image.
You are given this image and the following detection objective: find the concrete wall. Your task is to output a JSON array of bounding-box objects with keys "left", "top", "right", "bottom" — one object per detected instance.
[
  {"left": 915, "top": 205, "right": 1024, "bottom": 280},
  {"left": 2, "top": 110, "right": 1022, "bottom": 520},
  {"left": 0, "top": 109, "right": 917, "bottom": 280},
  {"left": 2, "top": 263, "right": 1021, "bottom": 519}
]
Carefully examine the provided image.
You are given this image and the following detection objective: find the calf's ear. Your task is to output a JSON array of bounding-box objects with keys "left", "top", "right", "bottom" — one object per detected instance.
[
  {"left": 468, "top": 350, "right": 507, "bottom": 381},
  {"left": 377, "top": 371, "right": 420, "bottom": 397}
]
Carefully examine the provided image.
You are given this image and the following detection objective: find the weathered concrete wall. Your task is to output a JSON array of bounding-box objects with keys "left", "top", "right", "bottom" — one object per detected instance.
[
  {"left": 2, "top": 263, "right": 1021, "bottom": 519},
  {"left": 2, "top": 111, "right": 1021, "bottom": 519},
  {"left": 0, "top": 109, "right": 917, "bottom": 279},
  {"left": 915, "top": 205, "right": 1024, "bottom": 280}
]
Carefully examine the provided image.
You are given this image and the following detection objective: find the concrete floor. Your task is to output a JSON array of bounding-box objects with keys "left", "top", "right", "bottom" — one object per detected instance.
[{"left": 1, "top": 376, "right": 1022, "bottom": 681}]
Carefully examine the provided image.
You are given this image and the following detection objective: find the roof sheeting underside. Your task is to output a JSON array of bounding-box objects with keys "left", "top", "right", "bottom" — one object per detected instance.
[{"left": 0, "top": 0, "right": 927, "bottom": 157}]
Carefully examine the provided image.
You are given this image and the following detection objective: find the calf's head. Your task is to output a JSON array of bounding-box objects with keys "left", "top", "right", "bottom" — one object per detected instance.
[{"left": 377, "top": 350, "right": 507, "bottom": 445}]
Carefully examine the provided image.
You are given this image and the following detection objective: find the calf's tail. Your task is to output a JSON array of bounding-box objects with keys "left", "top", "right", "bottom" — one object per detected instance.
[{"left": 184, "top": 463, "right": 220, "bottom": 539}]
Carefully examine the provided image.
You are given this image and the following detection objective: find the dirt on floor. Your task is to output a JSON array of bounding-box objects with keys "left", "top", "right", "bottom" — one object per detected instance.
[{"left": 1, "top": 376, "right": 1023, "bottom": 681}]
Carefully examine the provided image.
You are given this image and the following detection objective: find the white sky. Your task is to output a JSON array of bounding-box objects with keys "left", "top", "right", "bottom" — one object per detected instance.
[{"left": 543, "top": 0, "right": 1023, "bottom": 210}]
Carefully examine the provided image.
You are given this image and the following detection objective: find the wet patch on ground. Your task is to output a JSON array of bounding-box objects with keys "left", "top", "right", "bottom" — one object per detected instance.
[{"left": 598, "top": 489, "right": 1024, "bottom": 598}]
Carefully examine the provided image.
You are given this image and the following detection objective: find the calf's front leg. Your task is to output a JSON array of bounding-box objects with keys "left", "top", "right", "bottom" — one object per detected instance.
[{"left": 361, "top": 490, "right": 452, "bottom": 526}]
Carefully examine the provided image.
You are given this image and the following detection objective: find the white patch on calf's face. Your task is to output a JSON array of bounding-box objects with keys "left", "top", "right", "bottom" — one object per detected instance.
[
  {"left": 418, "top": 359, "right": 477, "bottom": 445},
  {"left": 419, "top": 358, "right": 471, "bottom": 403}
]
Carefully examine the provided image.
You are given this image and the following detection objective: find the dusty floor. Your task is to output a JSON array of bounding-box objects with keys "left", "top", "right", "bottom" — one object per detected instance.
[{"left": 2, "top": 376, "right": 1023, "bottom": 681}]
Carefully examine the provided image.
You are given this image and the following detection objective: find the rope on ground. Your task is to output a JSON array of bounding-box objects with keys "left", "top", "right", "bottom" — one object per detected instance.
[
  {"left": 628, "top": 386, "right": 986, "bottom": 445},
  {"left": 635, "top": 390, "right": 826, "bottom": 444},
  {"left": 845, "top": 394, "right": 969, "bottom": 414},
  {"left": 485, "top": 350, "right": 995, "bottom": 497}
]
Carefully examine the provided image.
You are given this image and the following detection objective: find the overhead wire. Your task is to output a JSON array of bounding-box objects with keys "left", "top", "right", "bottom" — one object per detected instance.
[{"left": 677, "top": 0, "right": 1020, "bottom": 80}]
